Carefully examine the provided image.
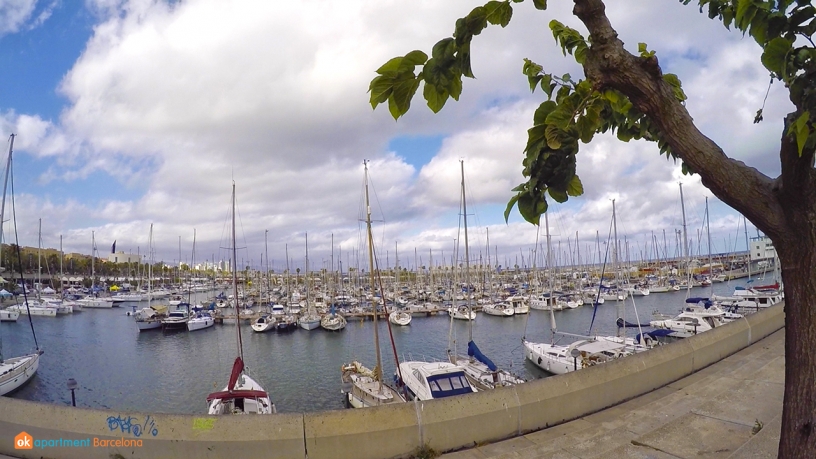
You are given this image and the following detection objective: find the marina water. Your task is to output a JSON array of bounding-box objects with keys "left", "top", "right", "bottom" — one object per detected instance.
[{"left": 1, "top": 282, "right": 741, "bottom": 414}]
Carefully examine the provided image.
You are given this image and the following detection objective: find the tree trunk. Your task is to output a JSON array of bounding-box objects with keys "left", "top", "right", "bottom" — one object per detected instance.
[{"left": 571, "top": 1, "right": 816, "bottom": 456}]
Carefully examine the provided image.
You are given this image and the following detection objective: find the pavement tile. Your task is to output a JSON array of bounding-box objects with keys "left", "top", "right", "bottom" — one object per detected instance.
[
  {"left": 634, "top": 412, "right": 756, "bottom": 458},
  {"left": 441, "top": 330, "right": 785, "bottom": 459},
  {"left": 728, "top": 413, "right": 781, "bottom": 459},
  {"left": 561, "top": 424, "right": 639, "bottom": 458},
  {"left": 475, "top": 436, "right": 536, "bottom": 458},
  {"left": 523, "top": 420, "right": 593, "bottom": 447},
  {"left": 442, "top": 448, "right": 490, "bottom": 459},
  {"left": 602, "top": 442, "right": 684, "bottom": 459},
  {"left": 691, "top": 379, "right": 783, "bottom": 428}
]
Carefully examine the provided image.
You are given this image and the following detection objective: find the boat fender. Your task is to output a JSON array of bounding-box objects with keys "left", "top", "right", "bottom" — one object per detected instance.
[{"left": 537, "top": 356, "right": 542, "bottom": 365}]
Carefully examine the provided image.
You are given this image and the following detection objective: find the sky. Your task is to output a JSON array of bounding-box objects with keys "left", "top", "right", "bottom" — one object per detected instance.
[{"left": 0, "top": 0, "right": 791, "bottom": 273}]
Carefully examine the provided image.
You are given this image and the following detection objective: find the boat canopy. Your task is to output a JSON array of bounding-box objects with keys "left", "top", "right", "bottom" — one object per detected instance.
[
  {"left": 427, "top": 371, "right": 473, "bottom": 398},
  {"left": 685, "top": 297, "right": 713, "bottom": 308},
  {"left": 206, "top": 389, "right": 269, "bottom": 402}
]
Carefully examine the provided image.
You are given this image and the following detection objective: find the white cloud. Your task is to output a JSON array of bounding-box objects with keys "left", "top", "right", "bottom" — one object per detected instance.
[
  {"left": 3, "top": 0, "right": 785, "bottom": 266},
  {"left": 0, "top": 0, "right": 36, "bottom": 36}
]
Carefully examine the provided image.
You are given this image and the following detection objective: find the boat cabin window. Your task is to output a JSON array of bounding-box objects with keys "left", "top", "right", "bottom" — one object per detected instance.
[{"left": 426, "top": 371, "right": 472, "bottom": 398}]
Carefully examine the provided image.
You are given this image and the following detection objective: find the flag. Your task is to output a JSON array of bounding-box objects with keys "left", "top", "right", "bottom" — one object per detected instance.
[{"left": 111, "top": 240, "right": 116, "bottom": 253}]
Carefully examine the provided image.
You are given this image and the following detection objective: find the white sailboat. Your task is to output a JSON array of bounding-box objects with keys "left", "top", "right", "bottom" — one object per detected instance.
[
  {"left": 78, "top": 232, "right": 114, "bottom": 308},
  {"left": 0, "top": 134, "right": 44, "bottom": 396},
  {"left": 341, "top": 160, "right": 406, "bottom": 408},
  {"left": 298, "top": 236, "right": 322, "bottom": 331},
  {"left": 448, "top": 160, "right": 525, "bottom": 390},
  {"left": 207, "top": 183, "right": 274, "bottom": 415}
]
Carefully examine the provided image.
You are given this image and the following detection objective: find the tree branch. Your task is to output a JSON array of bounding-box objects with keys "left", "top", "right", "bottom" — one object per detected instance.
[{"left": 572, "top": 0, "right": 787, "bottom": 239}]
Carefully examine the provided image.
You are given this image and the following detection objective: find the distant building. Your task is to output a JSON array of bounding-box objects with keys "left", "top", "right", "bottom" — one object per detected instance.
[
  {"left": 749, "top": 236, "right": 776, "bottom": 261},
  {"left": 107, "top": 251, "right": 143, "bottom": 264}
]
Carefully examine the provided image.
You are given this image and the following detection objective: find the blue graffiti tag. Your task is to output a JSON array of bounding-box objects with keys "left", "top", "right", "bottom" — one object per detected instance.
[{"left": 106, "top": 415, "right": 159, "bottom": 437}]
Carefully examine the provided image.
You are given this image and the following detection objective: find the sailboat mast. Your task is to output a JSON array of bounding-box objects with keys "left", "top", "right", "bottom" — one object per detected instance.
[
  {"left": 679, "top": 183, "right": 690, "bottom": 295},
  {"left": 705, "top": 197, "right": 713, "bottom": 297},
  {"left": 460, "top": 160, "right": 473, "bottom": 343},
  {"left": 0, "top": 135, "right": 13, "bottom": 273},
  {"left": 231, "top": 184, "right": 244, "bottom": 362},
  {"left": 265, "top": 230, "right": 269, "bottom": 307},
  {"left": 612, "top": 200, "right": 622, "bottom": 339},
  {"left": 363, "top": 161, "right": 384, "bottom": 386}
]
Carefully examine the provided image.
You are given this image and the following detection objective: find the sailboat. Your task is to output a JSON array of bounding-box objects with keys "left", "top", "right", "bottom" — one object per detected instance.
[
  {"left": 76, "top": 232, "right": 114, "bottom": 308},
  {"left": 340, "top": 160, "right": 406, "bottom": 408},
  {"left": 524, "top": 202, "right": 651, "bottom": 375},
  {"left": 0, "top": 134, "right": 44, "bottom": 396},
  {"left": 447, "top": 160, "right": 525, "bottom": 390},
  {"left": 298, "top": 235, "right": 322, "bottom": 330},
  {"left": 207, "top": 183, "right": 275, "bottom": 415}
]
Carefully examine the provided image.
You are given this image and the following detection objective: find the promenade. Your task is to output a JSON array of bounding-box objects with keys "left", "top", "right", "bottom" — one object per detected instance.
[{"left": 443, "top": 329, "right": 784, "bottom": 459}]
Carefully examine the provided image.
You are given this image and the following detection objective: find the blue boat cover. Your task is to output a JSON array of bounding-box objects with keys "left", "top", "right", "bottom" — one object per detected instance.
[
  {"left": 685, "top": 297, "right": 713, "bottom": 308},
  {"left": 467, "top": 340, "right": 497, "bottom": 371},
  {"left": 636, "top": 329, "right": 674, "bottom": 343}
]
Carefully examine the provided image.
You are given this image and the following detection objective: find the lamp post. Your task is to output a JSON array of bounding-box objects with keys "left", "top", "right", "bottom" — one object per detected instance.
[{"left": 67, "top": 378, "right": 77, "bottom": 407}]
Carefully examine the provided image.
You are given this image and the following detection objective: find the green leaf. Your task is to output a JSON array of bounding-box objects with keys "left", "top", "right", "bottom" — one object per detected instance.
[
  {"left": 761, "top": 37, "right": 793, "bottom": 75},
  {"left": 789, "top": 111, "right": 811, "bottom": 156},
  {"left": 368, "top": 75, "right": 393, "bottom": 109},
  {"left": 532, "top": 0, "right": 548, "bottom": 10},
  {"left": 545, "top": 106, "right": 573, "bottom": 130},
  {"left": 517, "top": 192, "right": 541, "bottom": 225},
  {"left": 736, "top": 0, "right": 758, "bottom": 31},
  {"left": 432, "top": 38, "right": 456, "bottom": 60},
  {"left": 566, "top": 175, "right": 584, "bottom": 197},
  {"left": 545, "top": 124, "right": 562, "bottom": 149},
  {"left": 376, "top": 57, "right": 404, "bottom": 75},
  {"left": 401, "top": 50, "right": 428, "bottom": 68},
  {"left": 423, "top": 82, "right": 449, "bottom": 113},
  {"left": 388, "top": 75, "right": 420, "bottom": 119},
  {"left": 533, "top": 100, "right": 557, "bottom": 125},
  {"left": 662, "top": 73, "right": 687, "bottom": 102},
  {"left": 548, "top": 187, "right": 568, "bottom": 203},
  {"left": 504, "top": 194, "right": 520, "bottom": 223},
  {"left": 485, "top": 1, "right": 513, "bottom": 27}
]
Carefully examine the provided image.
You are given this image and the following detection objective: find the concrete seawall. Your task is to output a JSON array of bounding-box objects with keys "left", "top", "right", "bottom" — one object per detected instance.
[{"left": 0, "top": 303, "right": 785, "bottom": 459}]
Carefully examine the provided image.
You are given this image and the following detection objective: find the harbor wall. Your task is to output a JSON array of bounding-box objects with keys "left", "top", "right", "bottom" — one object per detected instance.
[{"left": 0, "top": 303, "right": 784, "bottom": 459}]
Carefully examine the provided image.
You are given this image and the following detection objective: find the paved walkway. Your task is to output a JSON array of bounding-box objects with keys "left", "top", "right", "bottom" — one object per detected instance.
[{"left": 443, "top": 329, "right": 785, "bottom": 459}]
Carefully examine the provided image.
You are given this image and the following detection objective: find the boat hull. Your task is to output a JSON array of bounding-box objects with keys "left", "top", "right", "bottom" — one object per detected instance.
[{"left": 0, "top": 352, "right": 41, "bottom": 396}]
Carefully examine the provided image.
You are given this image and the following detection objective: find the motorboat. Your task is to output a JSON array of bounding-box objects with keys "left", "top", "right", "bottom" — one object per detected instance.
[
  {"left": 388, "top": 310, "right": 412, "bottom": 326},
  {"left": 76, "top": 296, "right": 114, "bottom": 308},
  {"left": 7, "top": 302, "right": 57, "bottom": 317},
  {"left": 506, "top": 296, "right": 529, "bottom": 314},
  {"left": 275, "top": 315, "right": 298, "bottom": 332},
  {"left": 0, "top": 309, "right": 19, "bottom": 322},
  {"left": 187, "top": 312, "right": 215, "bottom": 332},
  {"left": 134, "top": 305, "right": 168, "bottom": 331},
  {"left": 250, "top": 315, "right": 276, "bottom": 333},
  {"left": 161, "top": 309, "right": 189, "bottom": 330},
  {"left": 448, "top": 305, "right": 476, "bottom": 320},
  {"left": 481, "top": 302, "right": 514, "bottom": 317},
  {"left": 394, "top": 361, "right": 476, "bottom": 401},
  {"left": 649, "top": 298, "right": 732, "bottom": 338}
]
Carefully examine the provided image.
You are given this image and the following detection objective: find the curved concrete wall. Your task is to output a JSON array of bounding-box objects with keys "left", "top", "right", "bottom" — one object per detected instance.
[{"left": 0, "top": 303, "right": 784, "bottom": 459}]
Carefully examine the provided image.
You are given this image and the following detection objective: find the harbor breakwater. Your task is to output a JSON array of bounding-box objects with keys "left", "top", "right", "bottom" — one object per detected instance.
[{"left": 0, "top": 302, "right": 785, "bottom": 459}]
